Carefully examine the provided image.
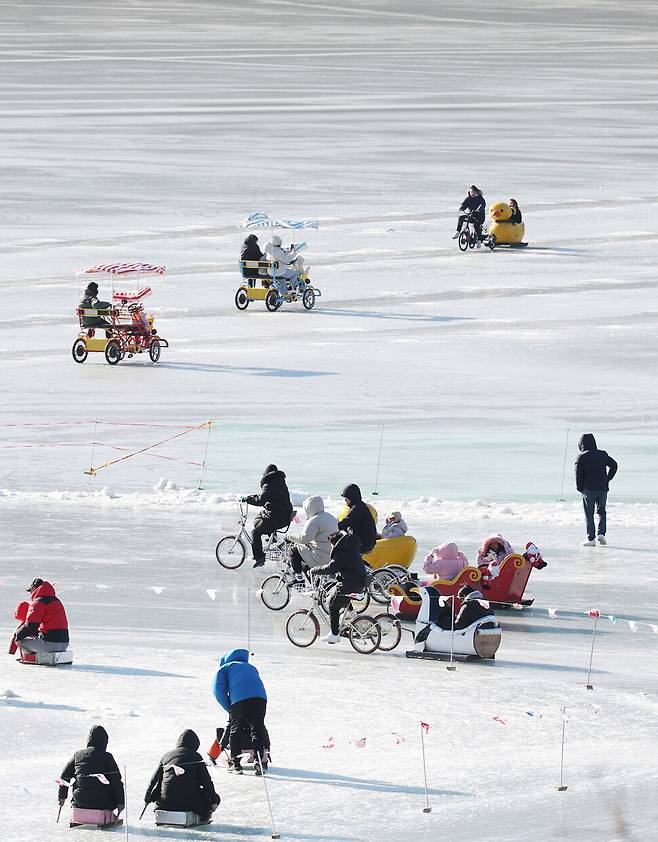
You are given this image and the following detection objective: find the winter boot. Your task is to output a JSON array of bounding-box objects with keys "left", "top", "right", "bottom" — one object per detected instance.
[
  {"left": 228, "top": 758, "right": 243, "bottom": 775},
  {"left": 582, "top": 539, "right": 596, "bottom": 546},
  {"left": 597, "top": 535, "right": 607, "bottom": 545}
]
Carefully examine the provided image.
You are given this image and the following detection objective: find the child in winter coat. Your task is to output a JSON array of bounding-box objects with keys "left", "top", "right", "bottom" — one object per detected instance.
[
  {"left": 381, "top": 511, "right": 407, "bottom": 539},
  {"left": 476, "top": 534, "right": 513, "bottom": 587},
  {"left": 423, "top": 542, "right": 469, "bottom": 579}
]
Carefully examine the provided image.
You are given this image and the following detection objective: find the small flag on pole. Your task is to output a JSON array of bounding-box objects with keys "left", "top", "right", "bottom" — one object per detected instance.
[{"left": 420, "top": 722, "right": 431, "bottom": 733}]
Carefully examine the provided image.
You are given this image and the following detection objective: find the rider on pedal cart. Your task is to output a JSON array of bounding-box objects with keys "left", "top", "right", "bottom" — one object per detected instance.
[{"left": 453, "top": 185, "right": 486, "bottom": 247}]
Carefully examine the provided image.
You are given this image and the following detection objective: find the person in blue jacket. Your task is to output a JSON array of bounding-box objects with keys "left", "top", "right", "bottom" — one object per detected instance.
[{"left": 212, "top": 649, "right": 268, "bottom": 775}]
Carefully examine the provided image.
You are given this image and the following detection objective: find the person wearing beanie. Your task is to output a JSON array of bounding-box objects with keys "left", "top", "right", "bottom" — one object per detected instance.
[
  {"left": 79, "top": 281, "right": 113, "bottom": 328},
  {"left": 452, "top": 185, "right": 486, "bottom": 245},
  {"left": 381, "top": 511, "right": 408, "bottom": 539},
  {"left": 243, "top": 464, "right": 293, "bottom": 567},
  {"left": 575, "top": 433, "right": 618, "bottom": 546},
  {"left": 337, "top": 484, "right": 377, "bottom": 554},
  {"left": 14, "top": 578, "right": 69, "bottom": 655}
]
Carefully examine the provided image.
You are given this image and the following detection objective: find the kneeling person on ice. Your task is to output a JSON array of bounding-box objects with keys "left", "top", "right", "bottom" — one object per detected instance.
[
  {"left": 58, "top": 725, "right": 124, "bottom": 825},
  {"left": 290, "top": 495, "right": 338, "bottom": 587},
  {"left": 454, "top": 584, "right": 492, "bottom": 629},
  {"left": 145, "top": 730, "right": 220, "bottom": 821},
  {"left": 212, "top": 649, "right": 268, "bottom": 775},
  {"left": 14, "top": 578, "right": 69, "bottom": 657},
  {"left": 243, "top": 463, "right": 293, "bottom": 568},
  {"left": 312, "top": 530, "right": 368, "bottom": 644}
]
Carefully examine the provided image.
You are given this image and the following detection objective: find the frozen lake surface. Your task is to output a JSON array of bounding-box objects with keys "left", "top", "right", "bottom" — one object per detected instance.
[{"left": 1, "top": 1, "right": 658, "bottom": 840}]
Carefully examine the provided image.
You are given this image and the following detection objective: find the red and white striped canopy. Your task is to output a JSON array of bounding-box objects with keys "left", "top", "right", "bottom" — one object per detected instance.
[{"left": 77, "top": 263, "right": 166, "bottom": 276}]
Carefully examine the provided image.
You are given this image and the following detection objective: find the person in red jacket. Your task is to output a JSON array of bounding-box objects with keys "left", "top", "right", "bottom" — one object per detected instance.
[{"left": 14, "top": 578, "right": 69, "bottom": 655}]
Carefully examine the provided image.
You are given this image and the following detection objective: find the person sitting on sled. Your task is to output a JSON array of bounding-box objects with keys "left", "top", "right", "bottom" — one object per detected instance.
[
  {"left": 243, "top": 464, "right": 293, "bottom": 569},
  {"left": 453, "top": 185, "right": 486, "bottom": 245},
  {"left": 476, "top": 534, "right": 513, "bottom": 588},
  {"left": 145, "top": 730, "right": 220, "bottom": 820},
  {"left": 423, "top": 541, "right": 469, "bottom": 579},
  {"left": 58, "top": 726, "right": 125, "bottom": 825},
  {"left": 508, "top": 198, "right": 522, "bottom": 224},
  {"left": 312, "top": 530, "right": 369, "bottom": 645},
  {"left": 337, "top": 483, "right": 377, "bottom": 554},
  {"left": 262, "top": 235, "right": 300, "bottom": 297},
  {"left": 79, "top": 281, "right": 113, "bottom": 328},
  {"left": 381, "top": 511, "right": 408, "bottom": 539},
  {"left": 14, "top": 578, "right": 69, "bottom": 656},
  {"left": 213, "top": 649, "right": 269, "bottom": 775},
  {"left": 290, "top": 495, "right": 338, "bottom": 587}
]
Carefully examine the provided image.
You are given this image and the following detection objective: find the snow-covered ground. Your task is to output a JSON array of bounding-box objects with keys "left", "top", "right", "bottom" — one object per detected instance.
[{"left": 2, "top": 1, "right": 658, "bottom": 840}]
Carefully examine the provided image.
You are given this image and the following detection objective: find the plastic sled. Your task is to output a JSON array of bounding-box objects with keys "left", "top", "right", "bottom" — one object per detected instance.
[
  {"left": 70, "top": 807, "right": 122, "bottom": 828},
  {"left": 154, "top": 810, "right": 210, "bottom": 827},
  {"left": 19, "top": 649, "right": 73, "bottom": 666},
  {"left": 363, "top": 535, "right": 417, "bottom": 571}
]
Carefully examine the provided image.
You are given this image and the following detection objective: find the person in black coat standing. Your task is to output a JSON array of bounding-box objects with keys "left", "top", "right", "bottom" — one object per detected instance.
[
  {"left": 241, "top": 234, "right": 264, "bottom": 279},
  {"left": 244, "top": 464, "right": 293, "bottom": 567},
  {"left": 575, "top": 433, "right": 618, "bottom": 546},
  {"left": 58, "top": 726, "right": 125, "bottom": 819},
  {"left": 144, "top": 730, "right": 220, "bottom": 821},
  {"left": 453, "top": 186, "right": 486, "bottom": 243},
  {"left": 337, "top": 484, "right": 377, "bottom": 554},
  {"left": 313, "top": 531, "right": 368, "bottom": 643}
]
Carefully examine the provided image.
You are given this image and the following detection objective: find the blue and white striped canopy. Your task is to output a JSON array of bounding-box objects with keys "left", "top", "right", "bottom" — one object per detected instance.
[{"left": 243, "top": 211, "right": 319, "bottom": 230}]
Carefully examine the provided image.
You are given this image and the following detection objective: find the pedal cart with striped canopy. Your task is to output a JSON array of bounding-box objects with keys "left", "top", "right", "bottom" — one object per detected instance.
[
  {"left": 236, "top": 212, "right": 322, "bottom": 312},
  {"left": 73, "top": 263, "right": 169, "bottom": 365}
]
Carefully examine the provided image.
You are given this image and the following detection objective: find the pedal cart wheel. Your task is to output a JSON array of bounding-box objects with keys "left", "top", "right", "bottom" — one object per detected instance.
[
  {"left": 104, "top": 339, "right": 122, "bottom": 365},
  {"left": 215, "top": 536, "right": 246, "bottom": 569},
  {"left": 458, "top": 231, "right": 470, "bottom": 252},
  {"left": 349, "top": 616, "right": 381, "bottom": 654},
  {"left": 235, "top": 288, "right": 249, "bottom": 310},
  {"left": 374, "top": 613, "right": 402, "bottom": 651},
  {"left": 286, "top": 610, "right": 320, "bottom": 648},
  {"left": 302, "top": 288, "right": 316, "bottom": 310},
  {"left": 260, "top": 575, "right": 290, "bottom": 611},
  {"left": 369, "top": 568, "right": 398, "bottom": 604},
  {"left": 265, "top": 290, "right": 281, "bottom": 312},
  {"left": 71, "top": 338, "right": 88, "bottom": 364},
  {"left": 149, "top": 339, "right": 161, "bottom": 363}
]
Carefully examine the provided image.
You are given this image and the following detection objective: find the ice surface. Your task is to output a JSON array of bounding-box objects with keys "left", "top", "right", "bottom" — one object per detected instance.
[{"left": 1, "top": 0, "right": 658, "bottom": 840}]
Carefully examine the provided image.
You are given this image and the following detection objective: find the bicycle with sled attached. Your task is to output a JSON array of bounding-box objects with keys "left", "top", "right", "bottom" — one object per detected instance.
[
  {"left": 215, "top": 500, "right": 294, "bottom": 570},
  {"left": 457, "top": 213, "right": 495, "bottom": 252}
]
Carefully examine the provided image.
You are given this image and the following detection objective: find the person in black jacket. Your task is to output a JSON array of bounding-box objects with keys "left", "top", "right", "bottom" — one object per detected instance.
[
  {"left": 58, "top": 726, "right": 124, "bottom": 820},
  {"left": 145, "top": 730, "right": 220, "bottom": 822},
  {"left": 313, "top": 531, "right": 368, "bottom": 643},
  {"left": 241, "top": 234, "right": 264, "bottom": 279},
  {"left": 454, "top": 585, "right": 492, "bottom": 629},
  {"left": 337, "top": 484, "right": 377, "bottom": 554},
  {"left": 508, "top": 199, "right": 522, "bottom": 224},
  {"left": 244, "top": 464, "right": 293, "bottom": 567},
  {"left": 575, "top": 433, "right": 618, "bottom": 546},
  {"left": 453, "top": 186, "right": 486, "bottom": 244},
  {"left": 79, "top": 282, "right": 113, "bottom": 328}
]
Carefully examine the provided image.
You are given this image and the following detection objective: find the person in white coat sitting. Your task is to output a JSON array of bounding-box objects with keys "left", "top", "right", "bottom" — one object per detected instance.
[
  {"left": 262, "top": 235, "right": 299, "bottom": 297},
  {"left": 290, "top": 496, "right": 338, "bottom": 586},
  {"left": 381, "top": 511, "right": 407, "bottom": 539}
]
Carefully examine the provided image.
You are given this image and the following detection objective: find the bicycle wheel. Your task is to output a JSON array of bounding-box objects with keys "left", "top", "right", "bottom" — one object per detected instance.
[
  {"left": 286, "top": 610, "right": 320, "bottom": 648},
  {"left": 260, "top": 575, "right": 290, "bottom": 611},
  {"left": 369, "top": 568, "right": 398, "bottom": 604},
  {"left": 351, "top": 591, "right": 371, "bottom": 614},
  {"left": 458, "top": 231, "right": 469, "bottom": 252},
  {"left": 374, "top": 613, "right": 402, "bottom": 651},
  {"left": 349, "top": 616, "right": 381, "bottom": 654},
  {"left": 215, "top": 535, "right": 246, "bottom": 569}
]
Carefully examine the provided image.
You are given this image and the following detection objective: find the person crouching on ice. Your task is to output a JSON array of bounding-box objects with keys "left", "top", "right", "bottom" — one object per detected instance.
[
  {"left": 14, "top": 578, "right": 69, "bottom": 657},
  {"left": 312, "top": 530, "right": 368, "bottom": 645},
  {"left": 58, "top": 726, "right": 125, "bottom": 824},
  {"left": 144, "top": 730, "right": 220, "bottom": 821},
  {"left": 212, "top": 649, "right": 269, "bottom": 775},
  {"left": 243, "top": 464, "right": 293, "bottom": 568}
]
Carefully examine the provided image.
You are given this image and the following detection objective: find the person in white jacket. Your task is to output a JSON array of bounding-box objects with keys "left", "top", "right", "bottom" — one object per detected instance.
[
  {"left": 263, "top": 235, "right": 299, "bottom": 296},
  {"left": 290, "top": 496, "right": 338, "bottom": 585},
  {"left": 381, "top": 511, "right": 408, "bottom": 539}
]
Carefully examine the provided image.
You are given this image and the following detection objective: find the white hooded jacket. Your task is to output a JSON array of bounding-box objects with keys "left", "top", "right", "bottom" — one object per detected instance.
[{"left": 297, "top": 496, "right": 338, "bottom": 568}]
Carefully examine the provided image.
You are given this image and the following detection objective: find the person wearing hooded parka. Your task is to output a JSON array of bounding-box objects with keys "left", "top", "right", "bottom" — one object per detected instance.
[
  {"left": 144, "top": 729, "right": 220, "bottom": 820},
  {"left": 575, "top": 433, "right": 618, "bottom": 545},
  {"left": 241, "top": 234, "right": 264, "bottom": 279},
  {"left": 58, "top": 726, "right": 125, "bottom": 817},
  {"left": 312, "top": 531, "right": 368, "bottom": 643},
  {"left": 245, "top": 464, "right": 293, "bottom": 567},
  {"left": 290, "top": 495, "right": 338, "bottom": 583},
  {"left": 337, "top": 483, "right": 377, "bottom": 554}
]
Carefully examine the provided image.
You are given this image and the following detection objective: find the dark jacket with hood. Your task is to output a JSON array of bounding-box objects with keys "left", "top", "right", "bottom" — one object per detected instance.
[
  {"left": 315, "top": 531, "right": 367, "bottom": 595},
  {"left": 575, "top": 434, "right": 618, "bottom": 492},
  {"left": 241, "top": 236, "right": 264, "bottom": 277},
  {"left": 454, "top": 590, "right": 492, "bottom": 630},
  {"left": 337, "top": 484, "right": 377, "bottom": 554},
  {"left": 15, "top": 580, "right": 69, "bottom": 644},
  {"left": 459, "top": 192, "right": 486, "bottom": 221},
  {"left": 58, "top": 726, "right": 124, "bottom": 810},
  {"left": 79, "top": 285, "right": 112, "bottom": 328},
  {"left": 145, "top": 730, "right": 219, "bottom": 815},
  {"left": 246, "top": 464, "right": 293, "bottom": 527}
]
